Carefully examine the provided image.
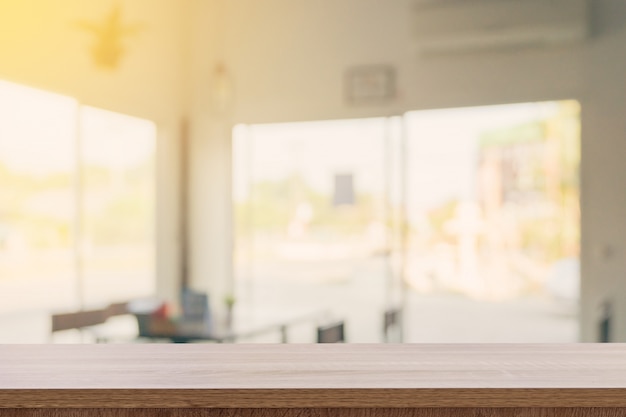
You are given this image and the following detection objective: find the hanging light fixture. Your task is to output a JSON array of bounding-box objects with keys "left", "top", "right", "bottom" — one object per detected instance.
[{"left": 211, "top": 62, "right": 234, "bottom": 114}]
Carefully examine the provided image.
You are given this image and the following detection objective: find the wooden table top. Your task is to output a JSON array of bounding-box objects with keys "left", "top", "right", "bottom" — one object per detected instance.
[{"left": 1, "top": 344, "right": 626, "bottom": 408}]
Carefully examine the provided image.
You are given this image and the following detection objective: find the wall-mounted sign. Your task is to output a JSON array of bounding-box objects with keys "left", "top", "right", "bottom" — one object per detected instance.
[{"left": 345, "top": 65, "right": 395, "bottom": 104}]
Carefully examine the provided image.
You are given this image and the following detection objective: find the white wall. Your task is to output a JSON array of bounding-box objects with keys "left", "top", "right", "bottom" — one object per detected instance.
[
  {"left": 186, "top": 0, "right": 235, "bottom": 313},
  {"left": 216, "top": 0, "right": 584, "bottom": 123},
  {"left": 580, "top": 0, "right": 626, "bottom": 342},
  {"left": 187, "top": 0, "right": 626, "bottom": 341},
  {"left": 0, "top": 0, "right": 190, "bottom": 307}
]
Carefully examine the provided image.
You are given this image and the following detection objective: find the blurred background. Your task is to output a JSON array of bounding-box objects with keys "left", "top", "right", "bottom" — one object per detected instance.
[{"left": 0, "top": 0, "right": 620, "bottom": 343}]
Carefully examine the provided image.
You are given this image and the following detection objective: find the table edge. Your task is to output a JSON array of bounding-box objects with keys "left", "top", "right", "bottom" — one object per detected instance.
[{"left": 2, "top": 388, "right": 626, "bottom": 408}]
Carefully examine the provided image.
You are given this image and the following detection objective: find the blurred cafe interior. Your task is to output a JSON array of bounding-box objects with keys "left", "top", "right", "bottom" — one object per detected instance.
[{"left": 0, "top": 0, "right": 624, "bottom": 344}]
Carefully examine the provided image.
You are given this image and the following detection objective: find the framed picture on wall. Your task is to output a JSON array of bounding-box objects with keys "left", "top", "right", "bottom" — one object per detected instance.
[{"left": 345, "top": 65, "right": 395, "bottom": 104}]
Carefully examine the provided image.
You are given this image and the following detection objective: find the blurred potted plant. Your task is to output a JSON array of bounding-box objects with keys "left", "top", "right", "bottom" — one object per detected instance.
[{"left": 224, "top": 294, "right": 236, "bottom": 329}]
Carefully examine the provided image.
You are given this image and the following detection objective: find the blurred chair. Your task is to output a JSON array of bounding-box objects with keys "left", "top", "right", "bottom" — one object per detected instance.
[
  {"left": 181, "top": 287, "right": 211, "bottom": 322},
  {"left": 97, "top": 301, "right": 137, "bottom": 343},
  {"left": 51, "top": 301, "right": 134, "bottom": 343},
  {"left": 50, "top": 309, "right": 106, "bottom": 342},
  {"left": 317, "top": 321, "right": 345, "bottom": 343},
  {"left": 383, "top": 307, "right": 402, "bottom": 343},
  {"left": 127, "top": 298, "right": 172, "bottom": 339},
  {"left": 105, "top": 301, "right": 129, "bottom": 318}
]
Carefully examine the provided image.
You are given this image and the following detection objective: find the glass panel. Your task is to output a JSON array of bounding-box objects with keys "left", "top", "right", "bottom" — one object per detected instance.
[
  {"left": 233, "top": 118, "right": 393, "bottom": 342},
  {"left": 0, "top": 80, "right": 78, "bottom": 313},
  {"left": 80, "top": 106, "right": 156, "bottom": 306},
  {"left": 404, "top": 101, "right": 580, "bottom": 342}
]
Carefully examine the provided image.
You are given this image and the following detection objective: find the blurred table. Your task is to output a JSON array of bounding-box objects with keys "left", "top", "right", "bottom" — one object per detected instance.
[{"left": 135, "top": 310, "right": 329, "bottom": 343}]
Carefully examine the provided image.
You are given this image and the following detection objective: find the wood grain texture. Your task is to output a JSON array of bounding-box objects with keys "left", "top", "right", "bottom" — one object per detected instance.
[
  {"left": 2, "top": 409, "right": 626, "bottom": 417},
  {"left": 2, "top": 344, "right": 626, "bottom": 408},
  {"left": 3, "top": 388, "right": 626, "bottom": 408}
]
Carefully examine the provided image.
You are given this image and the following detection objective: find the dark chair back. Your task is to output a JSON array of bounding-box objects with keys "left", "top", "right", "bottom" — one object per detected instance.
[
  {"left": 181, "top": 288, "right": 210, "bottom": 322},
  {"left": 52, "top": 300, "right": 132, "bottom": 334},
  {"left": 383, "top": 307, "right": 402, "bottom": 343},
  {"left": 317, "top": 321, "right": 345, "bottom": 343},
  {"left": 51, "top": 301, "right": 132, "bottom": 342},
  {"left": 134, "top": 313, "right": 153, "bottom": 337},
  {"left": 51, "top": 309, "right": 106, "bottom": 333}
]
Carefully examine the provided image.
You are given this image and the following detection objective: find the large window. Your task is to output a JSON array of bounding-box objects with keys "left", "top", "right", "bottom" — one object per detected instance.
[
  {"left": 233, "top": 118, "right": 402, "bottom": 342},
  {"left": 233, "top": 100, "right": 580, "bottom": 343},
  {"left": 0, "top": 80, "right": 156, "bottom": 313},
  {"left": 403, "top": 101, "right": 580, "bottom": 342}
]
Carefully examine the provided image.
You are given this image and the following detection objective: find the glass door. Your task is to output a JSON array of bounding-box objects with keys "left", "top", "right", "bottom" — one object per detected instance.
[
  {"left": 233, "top": 118, "right": 401, "bottom": 342},
  {"left": 403, "top": 101, "right": 580, "bottom": 342}
]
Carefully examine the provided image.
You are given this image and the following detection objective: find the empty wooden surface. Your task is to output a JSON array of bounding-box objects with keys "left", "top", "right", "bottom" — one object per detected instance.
[{"left": 1, "top": 344, "right": 626, "bottom": 408}]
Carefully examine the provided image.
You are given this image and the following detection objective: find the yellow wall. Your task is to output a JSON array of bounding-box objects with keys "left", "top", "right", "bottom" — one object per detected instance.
[{"left": 0, "top": 0, "right": 187, "bottom": 121}]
